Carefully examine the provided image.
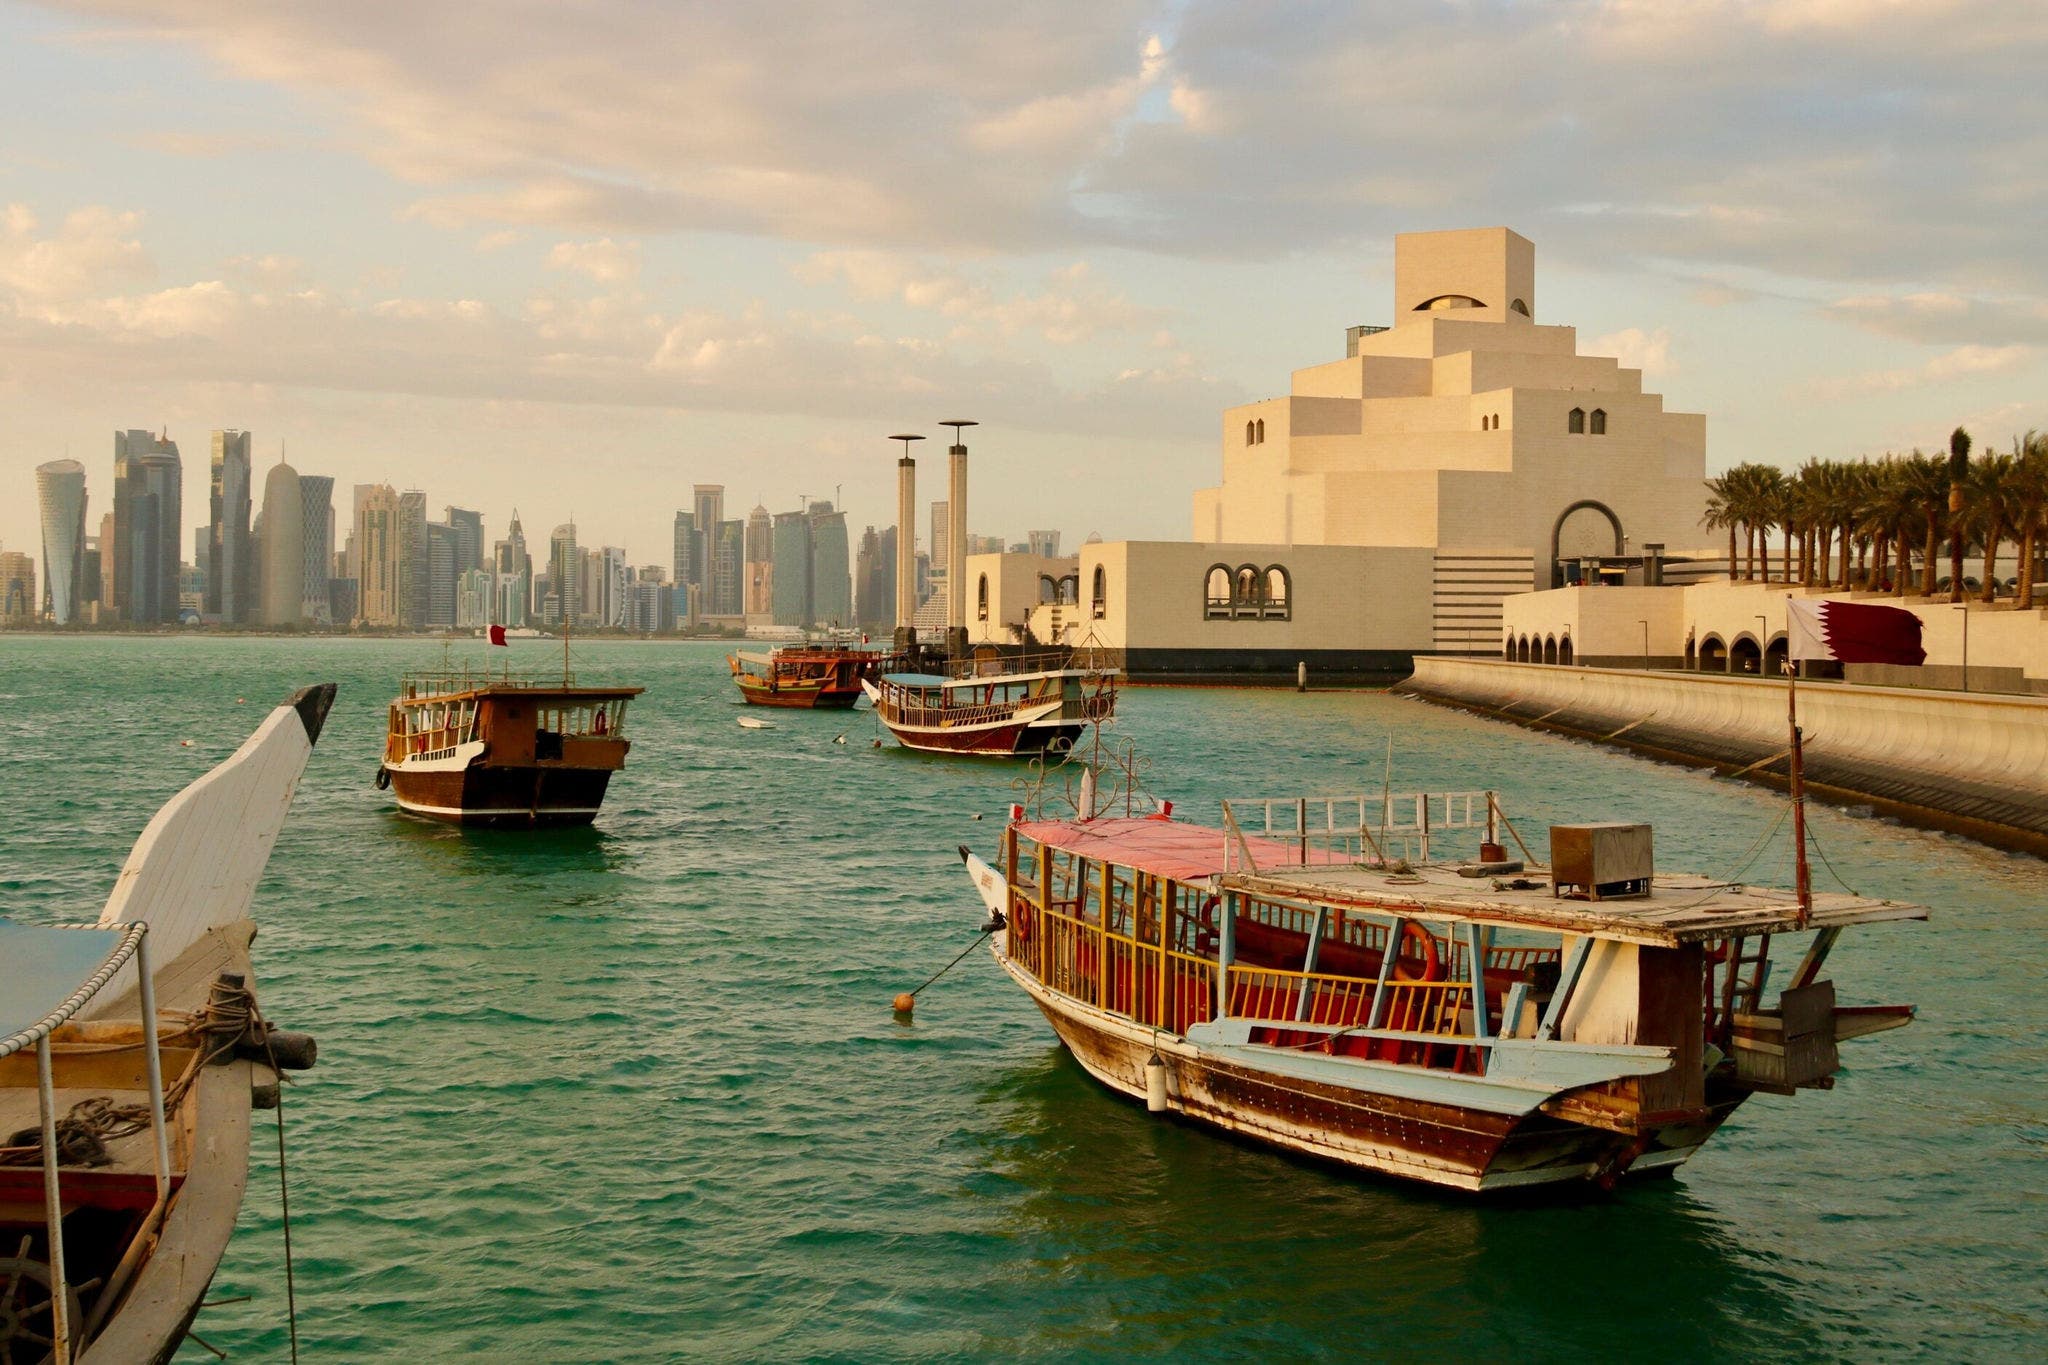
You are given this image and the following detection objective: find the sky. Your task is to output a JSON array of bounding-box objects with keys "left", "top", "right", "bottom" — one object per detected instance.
[{"left": 3, "top": 0, "right": 2045, "bottom": 569}]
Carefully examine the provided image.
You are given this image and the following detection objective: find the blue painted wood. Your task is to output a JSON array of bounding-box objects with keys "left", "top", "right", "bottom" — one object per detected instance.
[
  {"left": 1501, "top": 981, "right": 1530, "bottom": 1039},
  {"left": 1216, "top": 889, "right": 1238, "bottom": 1020},
  {"left": 1538, "top": 937, "right": 1593, "bottom": 1042},
  {"left": 1366, "top": 914, "right": 1404, "bottom": 1028},
  {"left": 1293, "top": 907, "right": 1327, "bottom": 1022}
]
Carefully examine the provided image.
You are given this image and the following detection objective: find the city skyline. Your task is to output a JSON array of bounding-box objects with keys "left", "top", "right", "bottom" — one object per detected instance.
[{"left": 3, "top": 3, "right": 2045, "bottom": 568}]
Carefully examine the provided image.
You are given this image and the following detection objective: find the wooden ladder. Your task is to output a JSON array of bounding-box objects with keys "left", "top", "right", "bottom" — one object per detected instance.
[{"left": 1719, "top": 934, "right": 1774, "bottom": 1037}]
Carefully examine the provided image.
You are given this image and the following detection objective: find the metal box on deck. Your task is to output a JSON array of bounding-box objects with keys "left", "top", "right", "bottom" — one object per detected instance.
[{"left": 1549, "top": 823, "right": 1654, "bottom": 900}]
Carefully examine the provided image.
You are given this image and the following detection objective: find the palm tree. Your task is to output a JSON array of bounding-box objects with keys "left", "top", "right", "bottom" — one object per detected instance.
[
  {"left": 1902, "top": 451, "right": 1950, "bottom": 596},
  {"left": 1868, "top": 456, "right": 1921, "bottom": 596},
  {"left": 1969, "top": 451, "right": 2016, "bottom": 602},
  {"left": 1948, "top": 427, "right": 1972, "bottom": 603},
  {"left": 1704, "top": 474, "right": 1738, "bottom": 580},
  {"left": 2009, "top": 432, "right": 2048, "bottom": 610}
]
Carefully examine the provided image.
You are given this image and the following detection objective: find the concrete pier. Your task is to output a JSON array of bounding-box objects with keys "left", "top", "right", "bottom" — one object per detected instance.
[{"left": 1402, "top": 657, "right": 2048, "bottom": 855}]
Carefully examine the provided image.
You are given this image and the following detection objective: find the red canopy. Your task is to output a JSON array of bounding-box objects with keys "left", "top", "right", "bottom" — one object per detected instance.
[{"left": 1011, "top": 816, "right": 1346, "bottom": 883}]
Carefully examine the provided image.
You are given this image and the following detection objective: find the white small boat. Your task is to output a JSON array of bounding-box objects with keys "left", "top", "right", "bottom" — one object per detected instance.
[
  {"left": 737, "top": 716, "right": 776, "bottom": 730},
  {"left": 1, "top": 683, "right": 331, "bottom": 1362}
]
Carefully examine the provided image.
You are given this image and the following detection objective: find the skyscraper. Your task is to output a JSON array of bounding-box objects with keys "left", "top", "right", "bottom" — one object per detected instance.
[
  {"left": 445, "top": 506, "right": 484, "bottom": 577},
  {"left": 855, "top": 525, "right": 894, "bottom": 632},
  {"left": 397, "top": 490, "right": 428, "bottom": 630},
  {"left": 1028, "top": 529, "right": 1061, "bottom": 558},
  {"left": 693, "top": 484, "right": 724, "bottom": 609},
  {"left": 492, "top": 511, "right": 532, "bottom": 627},
  {"left": 770, "top": 510, "right": 810, "bottom": 627},
  {"left": 258, "top": 459, "right": 303, "bottom": 627},
  {"left": 208, "top": 430, "right": 253, "bottom": 623},
  {"left": 0, "top": 551, "right": 35, "bottom": 624},
  {"left": 426, "top": 521, "right": 457, "bottom": 628},
  {"left": 35, "top": 459, "right": 87, "bottom": 625},
  {"left": 601, "top": 546, "right": 629, "bottom": 627},
  {"left": 548, "top": 524, "right": 579, "bottom": 627},
  {"left": 298, "top": 474, "right": 334, "bottom": 626},
  {"left": 809, "top": 502, "right": 851, "bottom": 628},
  {"left": 112, "top": 429, "right": 182, "bottom": 623},
  {"left": 712, "top": 520, "right": 743, "bottom": 617},
  {"left": 744, "top": 504, "right": 773, "bottom": 619},
  {"left": 353, "top": 485, "right": 400, "bottom": 627}
]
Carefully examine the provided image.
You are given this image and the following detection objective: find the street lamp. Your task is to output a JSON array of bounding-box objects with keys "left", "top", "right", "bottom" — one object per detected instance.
[
  {"left": 1755, "top": 613, "right": 1768, "bottom": 675},
  {"left": 1955, "top": 603, "right": 1969, "bottom": 692},
  {"left": 1638, "top": 618, "right": 1649, "bottom": 668}
]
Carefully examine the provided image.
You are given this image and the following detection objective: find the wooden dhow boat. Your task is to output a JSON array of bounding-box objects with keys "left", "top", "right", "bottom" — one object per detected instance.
[
  {"left": 726, "top": 644, "right": 895, "bottom": 709},
  {"left": 1, "top": 683, "right": 330, "bottom": 1362},
  {"left": 864, "top": 655, "right": 1115, "bottom": 757},
  {"left": 960, "top": 785, "right": 1922, "bottom": 1193},
  {"left": 378, "top": 665, "right": 643, "bottom": 828}
]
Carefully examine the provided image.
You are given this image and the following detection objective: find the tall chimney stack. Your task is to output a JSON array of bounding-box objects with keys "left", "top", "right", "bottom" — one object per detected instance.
[
  {"left": 942, "top": 420, "right": 976, "bottom": 660},
  {"left": 889, "top": 434, "right": 923, "bottom": 650}
]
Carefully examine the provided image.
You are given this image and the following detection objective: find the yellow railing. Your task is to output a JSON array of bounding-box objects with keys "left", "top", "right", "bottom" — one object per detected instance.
[{"left": 1007, "top": 893, "right": 1217, "bottom": 1033}]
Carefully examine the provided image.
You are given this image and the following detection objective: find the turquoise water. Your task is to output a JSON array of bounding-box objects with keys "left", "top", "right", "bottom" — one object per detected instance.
[{"left": 2, "top": 637, "right": 2043, "bottom": 1361}]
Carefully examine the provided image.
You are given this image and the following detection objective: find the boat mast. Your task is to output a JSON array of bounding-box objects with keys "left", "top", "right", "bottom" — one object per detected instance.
[{"left": 1785, "top": 659, "right": 1813, "bottom": 924}]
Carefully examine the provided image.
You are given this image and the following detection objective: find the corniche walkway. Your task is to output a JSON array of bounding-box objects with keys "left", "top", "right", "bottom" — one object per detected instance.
[{"left": 1400, "top": 657, "right": 2048, "bottom": 857}]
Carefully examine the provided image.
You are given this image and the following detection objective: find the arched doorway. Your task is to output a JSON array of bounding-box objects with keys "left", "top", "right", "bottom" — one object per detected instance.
[
  {"left": 1684, "top": 636, "right": 1697, "bottom": 670},
  {"left": 1543, "top": 635, "right": 1558, "bottom": 665},
  {"left": 1699, "top": 635, "right": 1728, "bottom": 671},
  {"left": 1559, "top": 637, "right": 1575, "bottom": 666},
  {"left": 1731, "top": 635, "right": 1762, "bottom": 674},
  {"left": 1763, "top": 634, "right": 1788, "bottom": 678},
  {"left": 1549, "top": 500, "right": 1626, "bottom": 587},
  {"left": 1502, "top": 634, "right": 1514, "bottom": 660}
]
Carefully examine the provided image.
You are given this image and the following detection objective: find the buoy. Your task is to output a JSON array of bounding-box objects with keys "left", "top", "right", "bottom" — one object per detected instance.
[
  {"left": 180, "top": 739, "right": 195, "bottom": 748},
  {"left": 871, "top": 739, "right": 882, "bottom": 748},
  {"left": 892, "top": 992, "right": 916, "bottom": 1015},
  {"left": 236, "top": 696, "right": 247, "bottom": 704},
  {"left": 1145, "top": 1053, "right": 1170, "bottom": 1112},
  {"left": 971, "top": 812, "right": 982, "bottom": 821}
]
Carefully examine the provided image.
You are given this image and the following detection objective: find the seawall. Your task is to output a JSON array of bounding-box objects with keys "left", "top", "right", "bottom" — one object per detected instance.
[{"left": 1399, "top": 657, "right": 2048, "bottom": 857}]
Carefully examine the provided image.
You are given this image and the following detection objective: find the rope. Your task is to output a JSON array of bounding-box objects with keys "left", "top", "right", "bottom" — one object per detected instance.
[
  {"left": 905, "top": 928, "right": 994, "bottom": 1000},
  {"left": 1805, "top": 822, "right": 1860, "bottom": 896},
  {"left": 261, "top": 1010, "right": 302, "bottom": 1365}
]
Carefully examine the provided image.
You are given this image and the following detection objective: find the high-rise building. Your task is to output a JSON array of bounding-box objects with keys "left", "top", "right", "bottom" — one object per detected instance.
[
  {"left": 0, "top": 551, "right": 35, "bottom": 624},
  {"left": 693, "top": 484, "right": 724, "bottom": 609},
  {"left": 855, "top": 525, "right": 894, "bottom": 631},
  {"left": 548, "top": 524, "right": 579, "bottom": 627},
  {"left": 35, "top": 459, "right": 87, "bottom": 625},
  {"left": 492, "top": 511, "right": 533, "bottom": 626},
  {"left": 444, "top": 506, "right": 484, "bottom": 577},
  {"left": 809, "top": 502, "right": 851, "bottom": 628},
  {"left": 1028, "top": 529, "right": 1061, "bottom": 558},
  {"left": 969, "top": 534, "right": 1005, "bottom": 556},
  {"left": 426, "top": 522, "right": 458, "bottom": 628},
  {"left": 258, "top": 459, "right": 304, "bottom": 627},
  {"left": 600, "top": 546, "right": 629, "bottom": 627},
  {"left": 743, "top": 504, "right": 773, "bottom": 618},
  {"left": 353, "top": 484, "right": 400, "bottom": 627},
  {"left": 112, "top": 429, "right": 182, "bottom": 623},
  {"left": 770, "top": 510, "right": 810, "bottom": 627},
  {"left": 456, "top": 568, "right": 492, "bottom": 628},
  {"left": 396, "top": 490, "right": 428, "bottom": 630},
  {"left": 711, "top": 520, "right": 743, "bottom": 617},
  {"left": 207, "top": 431, "right": 254, "bottom": 623},
  {"left": 672, "top": 510, "right": 698, "bottom": 594},
  {"left": 298, "top": 474, "right": 334, "bottom": 626}
]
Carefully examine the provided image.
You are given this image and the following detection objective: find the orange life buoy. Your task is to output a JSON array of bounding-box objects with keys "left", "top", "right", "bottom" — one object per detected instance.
[
  {"left": 1392, "top": 920, "right": 1444, "bottom": 982},
  {"left": 593, "top": 707, "right": 609, "bottom": 735},
  {"left": 1192, "top": 894, "right": 1221, "bottom": 956}
]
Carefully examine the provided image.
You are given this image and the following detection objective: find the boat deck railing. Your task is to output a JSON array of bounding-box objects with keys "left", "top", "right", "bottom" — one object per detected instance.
[
  {"left": 399, "top": 667, "right": 580, "bottom": 698},
  {"left": 1220, "top": 789, "right": 1510, "bottom": 868},
  {"left": 945, "top": 651, "right": 1110, "bottom": 681}
]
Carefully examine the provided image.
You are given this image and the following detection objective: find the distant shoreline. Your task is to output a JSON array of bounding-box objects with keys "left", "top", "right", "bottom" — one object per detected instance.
[{"left": 0, "top": 629, "right": 739, "bottom": 643}]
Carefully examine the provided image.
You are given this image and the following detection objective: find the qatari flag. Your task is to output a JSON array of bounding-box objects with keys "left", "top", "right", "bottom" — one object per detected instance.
[
  {"left": 1786, "top": 598, "right": 1926, "bottom": 666},
  {"left": 488, "top": 624, "right": 508, "bottom": 647}
]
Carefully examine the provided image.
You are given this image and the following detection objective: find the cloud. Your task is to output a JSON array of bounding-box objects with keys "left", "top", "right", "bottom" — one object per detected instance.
[
  {"left": 1824, "top": 291, "right": 2048, "bottom": 346},
  {"left": 0, "top": 203, "right": 152, "bottom": 303},
  {"left": 1590, "top": 326, "right": 1675, "bottom": 377},
  {"left": 545, "top": 237, "right": 640, "bottom": 284},
  {"left": 793, "top": 252, "right": 1155, "bottom": 345},
  {"left": 1806, "top": 343, "right": 2033, "bottom": 398}
]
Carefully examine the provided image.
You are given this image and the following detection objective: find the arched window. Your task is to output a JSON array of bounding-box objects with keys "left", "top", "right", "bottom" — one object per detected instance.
[
  {"left": 1234, "top": 565, "right": 1261, "bottom": 607},
  {"left": 1415, "top": 294, "right": 1485, "bottom": 311},
  {"left": 1589, "top": 408, "right": 1607, "bottom": 435},
  {"left": 1091, "top": 565, "right": 1106, "bottom": 619},
  {"left": 976, "top": 573, "right": 989, "bottom": 621},
  {"left": 1262, "top": 565, "right": 1291, "bottom": 619},
  {"left": 1245, "top": 419, "right": 1255, "bottom": 445},
  {"left": 1038, "top": 573, "right": 1057, "bottom": 605},
  {"left": 1204, "top": 565, "right": 1232, "bottom": 619},
  {"left": 1255, "top": 418, "right": 1265, "bottom": 443},
  {"left": 1509, "top": 299, "right": 1530, "bottom": 317},
  {"left": 1059, "top": 574, "right": 1079, "bottom": 605},
  {"left": 1568, "top": 408, "right": 1585, "bottom": 435}
]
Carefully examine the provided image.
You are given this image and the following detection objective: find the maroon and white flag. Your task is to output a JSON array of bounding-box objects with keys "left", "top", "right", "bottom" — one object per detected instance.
[
  {"left": 1786, "top": 598, "right": 1926, "bottom": 666},
  {"left": 488, "top": 624, "right": 508, "bottom": 647}
]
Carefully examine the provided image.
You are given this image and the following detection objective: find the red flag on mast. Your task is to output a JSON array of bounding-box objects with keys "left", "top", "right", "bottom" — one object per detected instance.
[
  {"left": 1786, "top": 599, "right": 1925, "bottom": 666},
  {"left": 488, "top": 625, "right": 508, "bottom": 647}
]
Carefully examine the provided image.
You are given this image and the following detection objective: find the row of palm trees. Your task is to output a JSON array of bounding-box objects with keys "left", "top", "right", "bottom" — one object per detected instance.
[{"left": 1703, "top": 429, "right": 2048, "bottom": 609}]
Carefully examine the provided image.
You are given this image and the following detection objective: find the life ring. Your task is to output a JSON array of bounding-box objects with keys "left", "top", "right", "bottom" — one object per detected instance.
[
  {"left": 1392, "top": 920, "right": 1444, "bottom": 982},
  {"left": 1010, "top": 900, "right": 1032, "bottom": 937},
  {"left": 593, "top": 707, "right": 609, "bottom": 735},
  {"left": 375, "top": 766, "right": 391, "bottom": 790}
]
